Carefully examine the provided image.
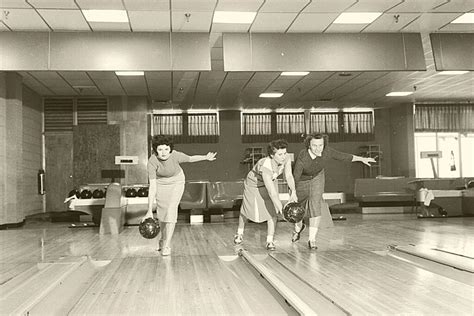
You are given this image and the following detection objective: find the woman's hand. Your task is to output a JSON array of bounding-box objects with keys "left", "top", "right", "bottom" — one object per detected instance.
[
  {"left": 206, "top": 152, "right": 217, "bottom": 161},
  {"left": 141, "top": 211, "right": 153, "bottom": 223},
  {"left": 362, "top": 157, "right": 376, "bottom": 166},
  {"left": 288, "top": 191, "right": 298, "bottom": 203}
]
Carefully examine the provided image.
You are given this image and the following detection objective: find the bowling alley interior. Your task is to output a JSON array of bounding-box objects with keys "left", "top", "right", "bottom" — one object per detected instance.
[{"left": 1, "top": 0, "right": 473, "bottom": 315}]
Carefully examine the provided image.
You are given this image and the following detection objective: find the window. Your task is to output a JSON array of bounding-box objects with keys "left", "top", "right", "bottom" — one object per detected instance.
[
  {"left": 151, "top": 112, "right": 219, "bottom": 143},
  {"left": 241, "top": 112, "right": 272, "bottom": 143},
  {"left": 414, "top": 132, "right": 473, "bottom": 177}
]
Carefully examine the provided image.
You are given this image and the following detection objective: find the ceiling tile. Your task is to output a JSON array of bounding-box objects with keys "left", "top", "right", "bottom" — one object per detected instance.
[
  {"left": 129, "top": 11, "right": 170, "bottom": 32},
  {"left": 387, "top": 0, "right": 447, "bottom": 13},
  {"left": 146, "top": 72, "right": 172, "bottom": 80},
  {"left": 260, "top": 0, "right": 310, "bottom": 13},
  {"left": 2, "top": 9, "right": 50, "bottom": 30},
  {"left": 439, "top": 20, "right": 474, "bottom": 32},
  {"left": 250, "top": 12, "right": 297, "bottom": 32},
  {"left": 172, "top": 11, "right": 212, "bottom": 32},
  {"left": 325, "top": 23, "right": 367, "bottom": 33},
  {"left": 89, "top": 21, "right": 131, "bottom": 31},
  {"left": 75, "top": 0, "right": 124, "bottom": 10},
  {"left": 29, "top": 71, "right": 62, "bottom": 80},
  {"left": 171, "top": 0, "right": 216, "bottom": 11},
  {"left": 28, "top": 0, "right": 78, "bottom": 9},
  {"left": 0, "top": 0, "right": 30, "bottom": 8},
  {"left": 94, "top": 78, "right": 125, "bottom": 95},
  {"left": 346, "top": 0, "right": 404, "bottom": 12},
  {"left": 211, "top": 23, "right": 251, "bottom": 32},
  {"left": 303, "top": 0, "right": 357, "bottom": 13},
  {"left": 38, "top": 9, "right": 90, "bottom": 31},
  {"left": 431, "top": 0, "right": 474, "bottom": 12},
  {"left": 119, "top": 77, "right": 148, "bottom": 95},
  {"left": 363, "top": 13, "right": 420, "bottom": 32},
  {"left": 401, "top": 13, "right": 461, "bottom": 31},
  {"left": 147, "top": 79, "right": 171, "bottom": 100},
  {"left": 287, "top": 13, "right": 337, "bottom": 32},
  {"left": 215, "top": 0, "right": 264, "bottom": 12},
  {"left": 123, "top": 0, "right": 169, "bottom": 11},
  {"left": 88, "top": 72, "right": 118, "bottom": 80}
]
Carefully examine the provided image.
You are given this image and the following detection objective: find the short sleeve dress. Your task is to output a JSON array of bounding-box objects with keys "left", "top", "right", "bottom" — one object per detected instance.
[
  {"left": 147, "top": 150, "right": 191, "bottom": 223},
  {"left": 240, "top": 156, "right": 290, "bottom": 223}
]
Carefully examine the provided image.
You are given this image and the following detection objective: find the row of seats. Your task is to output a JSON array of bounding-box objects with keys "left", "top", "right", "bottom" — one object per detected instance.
[{"left": 179, "top": 181, "right": 244, "bottom": 211}]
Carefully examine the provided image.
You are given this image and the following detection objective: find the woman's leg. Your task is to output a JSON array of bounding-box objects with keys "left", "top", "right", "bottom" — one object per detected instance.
[
  {"left": 266, "top": 216, "right": 277, "bottom": 250},
  {"left": 308, "top": 216, "right": 321, "bottom": 241},
  {"left": 234, "top": 214, "right": 246, "bottom": 244},
  {"left": 162, "top": 222, "right": 176, "bottom": 249}
]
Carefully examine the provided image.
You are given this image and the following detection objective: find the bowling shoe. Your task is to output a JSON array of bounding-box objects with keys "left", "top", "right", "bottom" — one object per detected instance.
[
  {"left": 291, "top": 223, "right": 306, "bottom": 242},
  {"left": 266, "top": 241, "right": 276, "bottom": 251},
  {"left": 233, "top": 234, "right": 243, "bottom": 245},
  {"left": 308, "top": 240, "right": 317, "bottom": 250},
  {"left": 157, "top": 239, "right": 163, "bottom": 251},
  {"left": 162, "top": 247, "right": 171, "bottom": 256}
]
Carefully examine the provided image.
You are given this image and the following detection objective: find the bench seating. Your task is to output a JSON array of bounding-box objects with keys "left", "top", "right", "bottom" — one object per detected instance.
[{"left": 206, "top": 181, "right": 244, "bottom": 209}]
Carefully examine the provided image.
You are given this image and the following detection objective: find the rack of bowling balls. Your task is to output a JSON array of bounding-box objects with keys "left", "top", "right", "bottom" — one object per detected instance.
[{"left": 68, "top": 185, "right": 149, "bottom": 201}]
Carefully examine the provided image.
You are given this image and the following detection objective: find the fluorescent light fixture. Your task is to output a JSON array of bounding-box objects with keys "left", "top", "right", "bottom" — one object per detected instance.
[
  {"left": 386, "top": 91, "right": 413, "bottom": 97},
  {"left": 450, "top": 13, "right": 474, "bottom": 24},
  {"left": 438, "top": 70, "right": 469, "bottom": 75},
  {"left": 281, "top": 72, "right": 309, "bottom": 76},
  {"left": 213, "top": 11, "right": 257, "bottom": 24},
  {"left": 82, "top": 10, "right": 129, "bottom": 23},
  {"left": 115, "top": 71, "right": 144, "bottom": 76},
  {"left": 259, "top": 92, "right": 284, "bottom": 98},
  {"left": 333, "top": 12, "right": 382, "bottom": 24}
]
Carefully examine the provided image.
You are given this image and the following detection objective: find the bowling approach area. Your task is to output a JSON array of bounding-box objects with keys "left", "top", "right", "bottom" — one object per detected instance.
[{"left": 1, "top": 214, "right": 473, "bottom": 315}]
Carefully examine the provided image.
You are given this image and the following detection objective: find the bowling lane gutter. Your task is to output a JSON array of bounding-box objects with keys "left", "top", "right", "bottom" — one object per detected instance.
[{"left": 238, "top": 249, "right": 349, "bottom": 316}]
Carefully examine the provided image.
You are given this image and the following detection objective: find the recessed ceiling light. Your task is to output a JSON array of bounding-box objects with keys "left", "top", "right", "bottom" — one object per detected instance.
[
  {"left": 338, "top": 72, "right": 352, "bottom": 77},
  {"left": 450, "top": 13, "right": 474, "bottom": 24},
  {"left": 259, "top": 92, "right": 284, "bottom": 98},
  {"left": 333, "top": 12, "right": 382, "bottom": 24},
  {"left": 82, "top": 10, "right": 129, "bottom": 23},
  {"left": 281, "top": 72, "right": 309, "bottom": 76},
  {"left": 438, "top": 71, "right": 469, "bottom": 75},
  {"left": 213, "top": 11, "right": 257, "bottom": 24},
  {"left": 386, "top": 91, "right": 413, "bottom": 97},
  {"left": 115, "top": 71, "right": 144, "bottom": 76}
]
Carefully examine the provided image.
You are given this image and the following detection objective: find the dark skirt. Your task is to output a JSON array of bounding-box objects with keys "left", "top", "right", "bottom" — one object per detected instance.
[{"left": 296, "top": 171, "right": 325, "bottom": 218}]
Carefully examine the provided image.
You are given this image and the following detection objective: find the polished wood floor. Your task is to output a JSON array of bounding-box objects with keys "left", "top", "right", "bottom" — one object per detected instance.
[{"left": 1, "top": 214, "right": 473, "bottom": 315}]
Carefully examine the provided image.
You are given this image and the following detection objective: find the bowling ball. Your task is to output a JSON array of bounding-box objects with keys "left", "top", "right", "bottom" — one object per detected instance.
[
  {"left": 80, "top": 189, "right": 92, "bottom": 199},
  {"left": 139, "top": 218, "right": 160, "bottom": 239},
  {"left": 68, "top": 189, "right": 80, "bottom": 198},
  {"left": 137, "top": 187, "right": 148, "bottom": 197},
  {"left": 125, "top": 188, "right": 137, "bottom": 198},
  {"left": 92, "top": 189, "right": 105, "bottom": 198},
  {"left": 282, "top": 202, "right": 305, "bottom": 223}
]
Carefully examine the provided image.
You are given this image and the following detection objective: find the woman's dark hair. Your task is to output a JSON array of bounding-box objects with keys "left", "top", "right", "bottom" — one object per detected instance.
[
  {"left": 267, "top": 139, "right": 288, "bottom": 156},
  {"left": 151, "top": 135, "right": 174, "bottom": 154},
  {"left": 303, "top": 133, "right": 328, "bottom": 149}
]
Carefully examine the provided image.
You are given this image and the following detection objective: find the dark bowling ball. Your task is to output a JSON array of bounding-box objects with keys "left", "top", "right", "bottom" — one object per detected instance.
[
  {"left": 80, "top": 189, "right": 92, "bottom": 199},
  {"left": 139, "top": 218, "right": 160, "bottom": 239},
  {"left": 282, "top": 202, "right": 305, "bottom": 223},
  {"left": 68, "top": 189, "right": 80, "bottom": 198},
  {"left": 137, "top": 187, "right": 148, "bottom": 197},
  {"left": 92, "top": 189, "right": 105, "bottom": 198},
  {"left": 438, "top": 208, "right": 448, "bottom": 216},
  {"left": 125, "top": 188, "right": 137, "bottom": 198}
]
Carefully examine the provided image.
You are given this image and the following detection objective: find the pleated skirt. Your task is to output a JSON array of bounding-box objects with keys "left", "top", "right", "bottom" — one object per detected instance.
[{"left": 296, "top": 171, "right": 325, "bottom": 218}]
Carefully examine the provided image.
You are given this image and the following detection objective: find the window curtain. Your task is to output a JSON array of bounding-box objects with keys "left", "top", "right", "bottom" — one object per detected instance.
[
  {"left": 342, "top": 112, "right": 374, "bottom": 141},
  {"left": 153, "top": 114, "right": 183, "bottom": 135},
  {"left": 276, "top": 113, "right": 305, "bottom": 142},
  {"left": 415, "top": 104, "right": 474, "bottom": 132},
  {"left": 187, "top": 113, "right": 219, "bottom": 143},
  {"left": 242, "top": 113, "right": 272, "bottom": 143},
  {"left": 309, "top": 113, "right": 339, "bottom": 134}
]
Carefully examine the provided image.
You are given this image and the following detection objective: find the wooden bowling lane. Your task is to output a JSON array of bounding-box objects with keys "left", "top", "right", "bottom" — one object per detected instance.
[
  {"left": 66, "top": 255, "right": 297, "bottom": 315},
  {"left": 271, "top": 250, "right": 474, "bottom": 315}
]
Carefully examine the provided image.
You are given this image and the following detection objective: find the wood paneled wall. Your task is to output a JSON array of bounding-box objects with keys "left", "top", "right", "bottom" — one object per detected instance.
[
  {"left": 0, "top": 73, "right": 24, "bottom": 225},
  {"left": 22, "top": 86, "right": 43, "bottom": 216}
]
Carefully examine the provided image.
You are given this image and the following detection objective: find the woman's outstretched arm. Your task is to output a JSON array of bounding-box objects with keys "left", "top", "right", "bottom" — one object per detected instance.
[{"left": 189, "top": 152, "right": 217, "bottom": 162}]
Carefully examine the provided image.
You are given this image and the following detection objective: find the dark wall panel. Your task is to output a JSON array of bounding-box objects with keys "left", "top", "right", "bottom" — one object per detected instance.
[
  {"left": 430, "top": 33, "right": 474, "bottom": 71},
  {"left": 224, "top": 33, "right": 426, "bottom": 71},
  {"left": 73, "top": 124, "right": 121, "bottom": 186}
]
